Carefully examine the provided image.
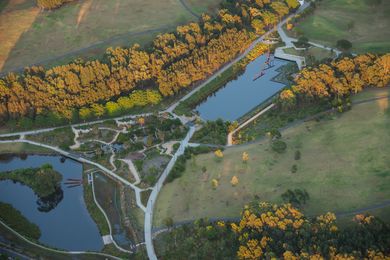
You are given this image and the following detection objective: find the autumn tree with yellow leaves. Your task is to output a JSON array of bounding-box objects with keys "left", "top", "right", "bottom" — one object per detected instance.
[
  {"left": 280, "top": 53, "right": 390, "bottom": 110},
  {"left": 156, "top": 201, "right": 390, "bottom": 259},
  {"left": 233, "top": 202, "right": 390, "bottom": 259},
  {"left": 0, "top": 0, "right": 300, "bottom": 128}
]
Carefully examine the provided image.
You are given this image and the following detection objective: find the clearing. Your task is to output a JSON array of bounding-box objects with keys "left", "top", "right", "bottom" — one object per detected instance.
[
  {"left": 154, "top": 90, "right": 390, "bottom": 226},
  {"left": 287, "top": 0, "right": 390, "bottom": 53},
  {"left": 0, "top": 0, "right": 217, "bottom": 73}
]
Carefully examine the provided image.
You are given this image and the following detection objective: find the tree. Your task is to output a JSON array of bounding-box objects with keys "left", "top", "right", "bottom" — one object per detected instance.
[
  {"left": 105, "top": 101, "right": 120, "bottom": 116},
  {"left": 214, "top": 149, "right": 224, "bottom": 159},
  {"left": 211, "top": 179, "right": 219, "bottom": 189},
  {"left": 163, "top": 217, "right": 174, "bottom": 230},
  {"left": 91, "top": 104, "right": 105, "bottom": 118},
  {"left": 271, "top": 139, "right": 287, "bottom": 153},
  {"left": 242, "top": 152, "right": 249, "bottom": 163},
  {"left": 138, "top": 117, "right": 145, "bottom": 126},
  {"left": 336, "top": 39, "right": 352, "bottom": 52},
  {"left": 230, "top": 176, "right": 239, "bottom": 186},
  {"left": 79, "top": 107, "right": 92, "bottom": 121}
]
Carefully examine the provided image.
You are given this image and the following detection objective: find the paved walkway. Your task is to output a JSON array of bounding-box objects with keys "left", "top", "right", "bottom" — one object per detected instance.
[
  {"left": 144, "top": 126, "right": 196, "bottom": 260},
  {"left": 119, "top": 158, "right": 141, "bottom": 185},
  {"left": 227, "top": 103, "right": 275, "bottom": 146},
  {"left": 275, "top": 21, "right": 343, "bottom": 69}
]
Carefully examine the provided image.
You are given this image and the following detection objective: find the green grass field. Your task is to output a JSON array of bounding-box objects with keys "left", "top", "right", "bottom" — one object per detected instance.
[
  {"left": 0, "top": 142, "right": 52, "bottom": 154},
  {"left": 185, "top": 0, "right": 221, "bottom": 15},
  {"left": 289, "top": 0, "right": 390, "bottom": 53},
  {"left": 283, "top": 46, "right": 336, "bottom": 64},
  {"left": 154, "top": 94, "right": 390, "bottom": 226},
  {"left": 0, "top": 0, "right": 216, "bottom": 73}
]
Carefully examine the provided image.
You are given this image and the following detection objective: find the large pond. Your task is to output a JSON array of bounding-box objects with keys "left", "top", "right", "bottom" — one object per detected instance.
[
  {"left": 0, "top": 154, "right": 103, "bottom": 251},
  {"left": 195, "top": 55, "right": 289, "bottom": 121}
]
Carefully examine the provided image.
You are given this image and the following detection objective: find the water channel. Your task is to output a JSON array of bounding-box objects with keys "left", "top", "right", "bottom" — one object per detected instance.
[
  {"left": 0, "top": 154, "right": 103, "bottom": 251},
  {"left": 195, "top": 54, "right": 290, "bottom": 121}
]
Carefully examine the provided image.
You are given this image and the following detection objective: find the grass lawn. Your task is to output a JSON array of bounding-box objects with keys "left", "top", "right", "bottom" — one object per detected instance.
[
  {"left": 185, "top": 0, "right": 221, "bottom": 15},
  {"left": 0, "top": 142, "right": 52, "bottom": 154},
  {"left": 0, "top": 0, "right": 216, "bottom": 73},
  {"left": 154, "top": 97, "right": 390, "bottom": 226},
  {"left": 289, "top": 0, "right": 390, "bottom": 53},
  {"left": 283, "top": 46, "right": 337, "bottom": 65}
]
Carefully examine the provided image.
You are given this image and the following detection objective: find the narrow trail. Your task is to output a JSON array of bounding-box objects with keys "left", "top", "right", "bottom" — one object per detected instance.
[{"left": 119, "top": 159, "right": 141, "bottom": 185}]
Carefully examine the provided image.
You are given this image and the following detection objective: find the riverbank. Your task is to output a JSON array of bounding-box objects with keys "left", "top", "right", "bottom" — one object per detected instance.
[{"left": 0, "top": 202, "right": 41, "bottom": 240}]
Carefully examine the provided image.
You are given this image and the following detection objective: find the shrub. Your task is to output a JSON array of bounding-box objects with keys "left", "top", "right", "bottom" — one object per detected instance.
[
  {"left": 281, "top": 189, "right": 309, "bottom": 206},
  {"left": 294, "top": 150, "right": 301, "bottom": 160},
  {"left": 291, "top": 164, "right": 298, "bottom": 173},
  {"left": 271, "top": 140, "right": 287, "bottom": 153},
  {"left": 336, "top": 39, "right": 352, "bottom": 51}
]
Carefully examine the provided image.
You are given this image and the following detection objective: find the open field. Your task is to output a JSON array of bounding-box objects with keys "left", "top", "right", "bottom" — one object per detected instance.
[
  {"left": 0, "top": 143, "right": 52, "bottom": 154},
  {"left": 288, "top": 0, "right": 390, "bottom": 53},
  {"left": 0, "top": 0, "right": 211, "bottom": 73},
  {"left": 154, "top": 96, "right": 390, "bottom": 226},
  {"left": 185, "top": 0, "right": 221, "bottom": 15}
]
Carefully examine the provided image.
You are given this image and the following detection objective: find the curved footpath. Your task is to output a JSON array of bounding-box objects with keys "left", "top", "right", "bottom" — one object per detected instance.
[{"left": 0, "top": 219, "right": 121, "bottom": 260}]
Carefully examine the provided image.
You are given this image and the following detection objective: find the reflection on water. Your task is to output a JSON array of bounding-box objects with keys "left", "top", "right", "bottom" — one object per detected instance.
[
  {"left": 0, "top": 155, "right": 103, "bottom": 251},
  {"left": 36, "top": 187, "right": 64, "bottom": 212},
  {"left": 196, "top": 55, "right": 289, "bottom": 121}
]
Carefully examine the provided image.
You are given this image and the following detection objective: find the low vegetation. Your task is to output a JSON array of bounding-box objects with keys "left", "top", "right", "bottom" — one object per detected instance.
[
  {"left": 191, "top": 119, "right": 231, "bottom": 145},
  {"left": 0, "top": 202, "right": 41, "bottom": 240},
  {"left": 82, "top": 172, "right": 110, "bottom": 236},
  {"left": 0, "top": 164, "right": 62, "bottom": 198},
  {"left": 26, "top": 127, "right": 74, "bottom": 150},
  {"left": 155, "top": 99, "right": 390, "bottom": 225}
]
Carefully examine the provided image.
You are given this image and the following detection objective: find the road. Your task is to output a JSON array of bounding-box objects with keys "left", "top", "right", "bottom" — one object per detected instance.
[{"left": 144, "top": 126, "right": 196, "bottom": 260}]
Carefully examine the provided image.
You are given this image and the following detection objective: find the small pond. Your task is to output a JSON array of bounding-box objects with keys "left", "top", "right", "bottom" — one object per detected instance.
[
  {"left": 195, "top": 54, "right": 290, "bottom": 121},
  {"left": 0, "top": 154, "right": 103, "bottom": 251}
]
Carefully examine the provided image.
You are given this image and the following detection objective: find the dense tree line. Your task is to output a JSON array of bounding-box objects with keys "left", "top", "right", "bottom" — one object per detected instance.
[
  {"left": 155, "top": 202, "right": 390, "bottom": 259},
  {"left": 279, "top": 54, "right": 390, "bottom": 109},
  {"left": 0, "top": 0, "right": 300, "bottom": 126},
  {"left": 234, "top": 202, "right": 389, "bottom": 259}
]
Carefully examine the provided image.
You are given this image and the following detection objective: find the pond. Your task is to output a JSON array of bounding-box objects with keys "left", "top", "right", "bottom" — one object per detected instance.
[
  {"left": 195, "top": 54, "right": 290, "bottom": 121},
  {"left": 0, "top": 154, "right": 103, "bottom": 251}
]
